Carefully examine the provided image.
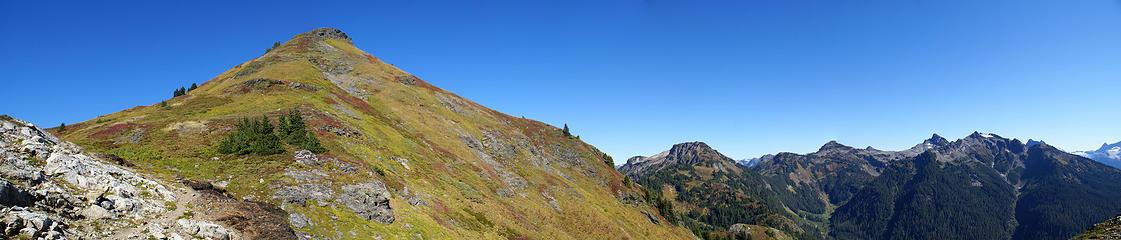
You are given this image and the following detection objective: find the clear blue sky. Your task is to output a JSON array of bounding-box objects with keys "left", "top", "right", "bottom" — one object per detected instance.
[{"left": 2, "top": 1, "right": 1120, "bottom": 162}]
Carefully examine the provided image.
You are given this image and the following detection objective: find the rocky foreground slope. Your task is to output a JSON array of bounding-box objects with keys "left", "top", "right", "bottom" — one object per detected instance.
[
  {"left": 1, "top": 115, "right": 295, "bottom": 240},
  {"left": 49, "top": 28, "right": 692, "bottom": 239}
]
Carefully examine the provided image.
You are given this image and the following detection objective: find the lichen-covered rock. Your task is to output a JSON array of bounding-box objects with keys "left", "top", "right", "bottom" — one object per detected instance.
[
  {"left": 293, "top": 150, "right": 320, "bottom": 166},
  {"left": 729, "top": 223, "right": 751, "bottom": 234},
  {"left": 178, "top": 218, "right": 238, "bottom": 240},
  {"left": 1, "top": 207, "right": 67, "bottom": 240},
  {"left": 336, "top": 181, "right": 394, "bottom": 224}
]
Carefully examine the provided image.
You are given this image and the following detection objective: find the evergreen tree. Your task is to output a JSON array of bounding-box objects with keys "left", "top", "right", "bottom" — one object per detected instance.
[
  {"left": 282, "top": 109, "right": 326, "bottom": 153},
  {"left": 265, "top": 41, "right": 282, "bottom": 53},
  {"left": 189, "top": 83, "right": 198, "bottom": 91},
  {"left": 563, "top": 124, "right": 571, "bottom": 137},
  {"left": 58, "top": 123, "right": 66, "bottom": 132},
  {"left": 216, "top": 116, "right": 284, "bottom": 155},
  {"left": 277, "top": 115, "right": 290, "bottom": 139}
]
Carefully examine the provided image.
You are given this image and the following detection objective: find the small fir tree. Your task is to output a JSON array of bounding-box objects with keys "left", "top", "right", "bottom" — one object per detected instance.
[
  {"left": 283, "top": 109, "right": 326, "bottom": 153},
  {"left": 188, "top": 83, "right": 198, "bottom": 91},
  {"left": 58, "top": 123, "right": 66, "bottom": 132},
  {"left": 562, "top": 124, "right": 571, "bottom": 137},
  {"left": 216, "top": 116, "right": 284, "bottom": 155}
]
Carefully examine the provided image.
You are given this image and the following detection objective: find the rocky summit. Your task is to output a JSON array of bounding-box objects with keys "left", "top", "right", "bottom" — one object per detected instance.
[{"left": 43, "top": 28, "right": 693, "bottom": 239}]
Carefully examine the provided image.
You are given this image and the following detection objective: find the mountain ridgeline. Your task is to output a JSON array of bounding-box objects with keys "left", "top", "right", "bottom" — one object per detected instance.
[
  {"left": 50, "top": 28, "right": 695, "bottom": 239},
  {"left": 622, "top": 133, "right": 1121, "bottom": 240},
  {"left": 1074, "top": 141, "right": 1121, "bottom": 169},
  {"left": 619, "top": 142, "right": 804, "bottom": 239}
]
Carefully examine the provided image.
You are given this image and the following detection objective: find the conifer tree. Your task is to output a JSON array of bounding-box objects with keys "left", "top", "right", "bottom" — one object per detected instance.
[
  {"left": 217, "top": 116, "right": 284, "bottom": 155},
  {"left": 58, "top": 123, "right": 65, "bottom": 132},
  {"left": 562, "top": 124, "right": 571, "bottom": 137},
  {"left": 189, "top": 83, "right": 198, "bottom": 91},
  {"left": 282, "top": 109, "right": 326, "bottom": 153}
]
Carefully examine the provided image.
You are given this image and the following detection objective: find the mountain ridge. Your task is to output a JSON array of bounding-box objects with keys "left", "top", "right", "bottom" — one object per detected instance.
[
  {"left": 51, "top": 28, "right": 695, "bottom": 239},
  {"left": 627, "top": 132, "right": 1121, "bottom": 239},
  {"left": 1073, "top": 140, "right": 1121, "bottom": 169}
]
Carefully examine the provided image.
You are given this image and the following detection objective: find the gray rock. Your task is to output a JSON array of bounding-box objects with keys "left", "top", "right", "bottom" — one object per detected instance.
[
  {"left": 1, "top": 207, "right": 67, "bottom": 239},
  {"left": 729, "top": 223, "right": 751, "bottom": 234},
  {"left": 273, "top": 183, "right": 334, "bottom": 206},
  {"left": 642, "top": 210, "right": 661, "bottom": 225},
  {"left": 396, "top": 75, "right": 417, "bottom": 86},
  {"left": 81, "top": 205, "right": 112, "bottom": 220},
  {"left": 289, "top": 213, "right": 313, "bottom": 229},
  {"left": 177, "top": 219, "right": 235, "bottom": 240},
  {"left": 293, "top": 150, "right": 320, "bottom": 166},
  {"left": 336, "top": 181, "right": 394, "bottom": 224}
]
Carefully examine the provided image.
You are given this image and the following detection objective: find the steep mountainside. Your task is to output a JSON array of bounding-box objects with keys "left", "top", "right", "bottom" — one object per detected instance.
[
  {"left": 1074, "top": 141, "right": 1121, "bottom": 169},
  {"left": 619, "top": 142, "right": 813, "bottom": 239},
  {"left": 829, "top": 133, "right": 1121, "bottom": 240},
  {"left": 52, "top": 28, "right": 693, "bottom": 239},
  {"left": 749, "top": 135, "right": 948, "bottom": 235}
]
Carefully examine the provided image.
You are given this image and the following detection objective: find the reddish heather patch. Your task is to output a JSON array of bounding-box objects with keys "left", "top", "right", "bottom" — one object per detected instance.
[
  {"left": 292, "top": 38, "right": 310, "bottom": 52},
  {"left": 313, "top": 111, "right": 343, "bottom": 127},
  {"left": 608, "top": 179, "right": 625, "bottom": 194},
  {"left": 332, "top": 91, "right": 376, "bottom": 114},
  {"left": 408, "top": 74, "right": 443, "bottom": 92},
  {"left": 91, "top": 123, "right": 131, "bottom": 138},
  {"left": 431, "top": 199, "right": 451, "bottom": 215},
  {"left": 323, "top": 97, "right": 338, "bottom": 105},
  {"left": 365, "top": 55, "right": 379, "bottom": 64}
]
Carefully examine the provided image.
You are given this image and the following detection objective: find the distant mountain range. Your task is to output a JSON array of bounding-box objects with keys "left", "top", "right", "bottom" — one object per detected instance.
[
  {"left": 1073, "top": 141, "right": 1121, "bottom": 169},
  {"left": 620, "top": 142, "right": 811, "bottom": 239},
  {"left": 735, "top": 154, "right": 772, "bottom": 167},
  {"left": 622, "top": 132, "right": 1121, "bottom": 240}
]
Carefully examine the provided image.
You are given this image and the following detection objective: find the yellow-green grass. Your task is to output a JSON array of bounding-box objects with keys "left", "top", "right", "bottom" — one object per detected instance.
[{"left": 57, "top": 29, "right": 695, "bottom": 239}]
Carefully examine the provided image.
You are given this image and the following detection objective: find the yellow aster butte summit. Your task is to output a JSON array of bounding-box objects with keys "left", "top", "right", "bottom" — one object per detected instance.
[{"left": 56, "top": 28, "right": 694, "bottom": 239}]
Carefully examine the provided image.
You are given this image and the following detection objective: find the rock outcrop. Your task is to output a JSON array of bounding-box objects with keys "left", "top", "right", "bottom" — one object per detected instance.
[
  {"left": 0, "top": 115, "right": 292, "bottom": 240},
  {"left": 336, "top": 181, "right": 394, "bottom": 224}
]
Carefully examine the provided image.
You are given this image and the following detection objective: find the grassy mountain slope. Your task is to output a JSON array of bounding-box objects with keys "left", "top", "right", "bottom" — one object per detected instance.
[{"left": 54, "top": 28, "right": 693, "bottom": 239}]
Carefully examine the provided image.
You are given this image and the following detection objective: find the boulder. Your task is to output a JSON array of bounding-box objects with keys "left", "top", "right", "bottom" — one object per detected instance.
[{"left": 335, "top": 181, "right": 394, "bottom": 224}]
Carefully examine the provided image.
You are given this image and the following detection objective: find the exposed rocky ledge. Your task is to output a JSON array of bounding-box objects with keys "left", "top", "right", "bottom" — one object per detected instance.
[{"left": 0, "top": 115, "right": 295, "bottom": 240}]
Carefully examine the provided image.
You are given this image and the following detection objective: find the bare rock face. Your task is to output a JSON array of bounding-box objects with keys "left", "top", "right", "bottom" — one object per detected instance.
[
  {"left": 0, "top": 116, "right": 182, "bottom": 239},
  {"left": 298, "top": 28, "right": 352, "bottom": 44},
  {"left": 336, "top": 181, "right": 394, "bottom": 224}
]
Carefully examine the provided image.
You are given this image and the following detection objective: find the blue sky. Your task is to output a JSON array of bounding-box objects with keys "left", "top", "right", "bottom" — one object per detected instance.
[{"left": 2, "top": 1, "right": 1120, "bottom": 162}]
